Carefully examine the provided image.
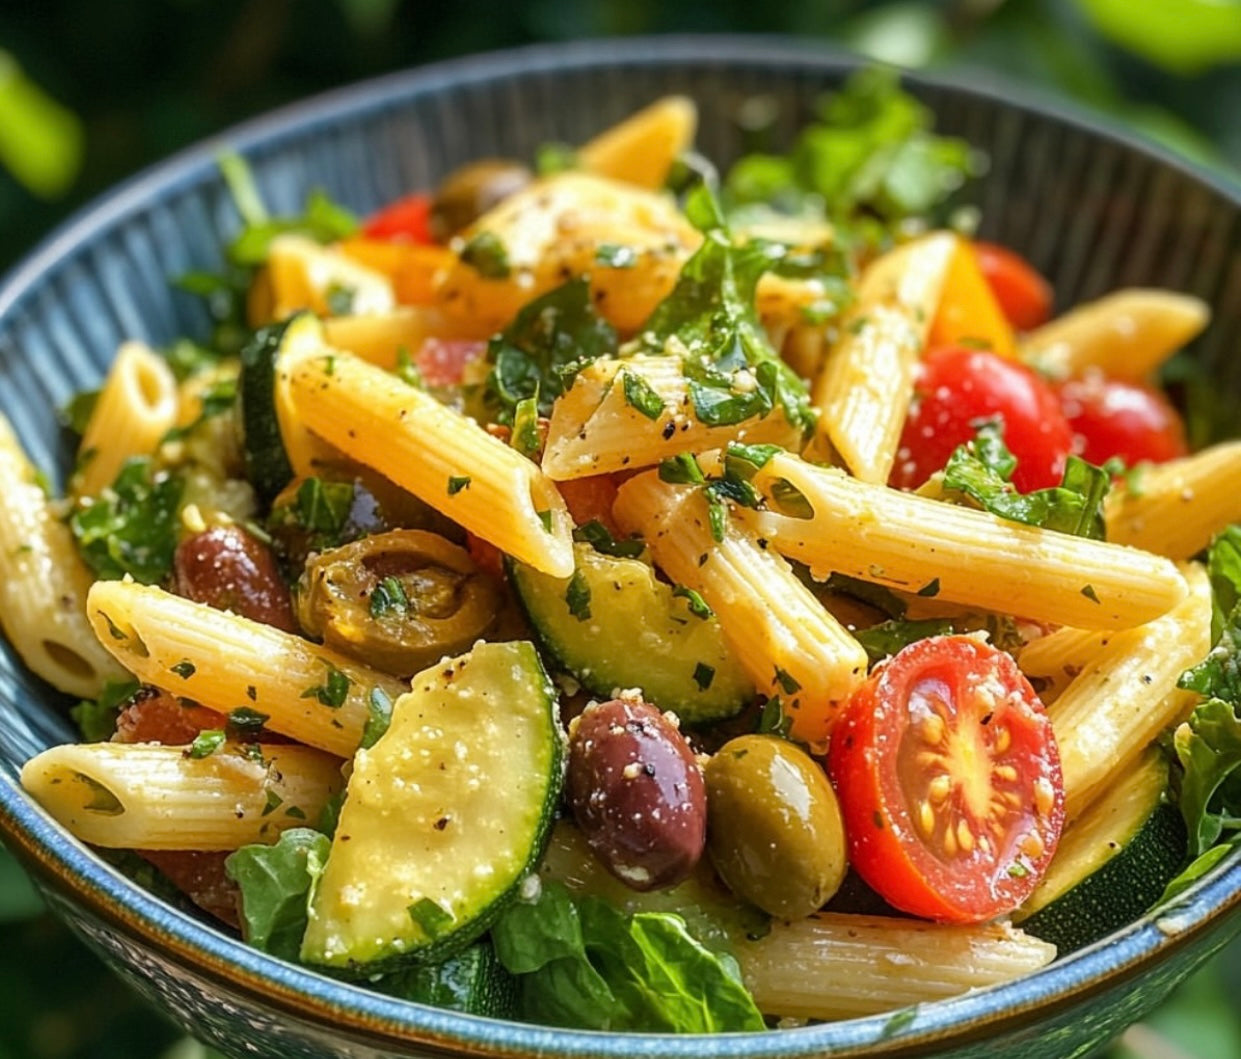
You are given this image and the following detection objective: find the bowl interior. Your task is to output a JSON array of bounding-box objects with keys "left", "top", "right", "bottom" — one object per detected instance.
[{"left": 3, "top": 35, "right": 1241, "bottom": 1059}]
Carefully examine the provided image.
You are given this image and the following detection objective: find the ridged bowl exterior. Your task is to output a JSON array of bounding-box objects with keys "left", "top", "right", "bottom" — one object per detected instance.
[{"left": 2, "top": 36, "right": 1241, "bottom": 1059}]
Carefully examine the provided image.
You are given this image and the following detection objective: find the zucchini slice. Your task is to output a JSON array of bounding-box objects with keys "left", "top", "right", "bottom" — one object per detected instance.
[
  {"left": 1014, "top": 747, "right": 1185, "bottom": 954},
  {"left": 508, "top": 543, "right": 754, "bottom": 723},
  {"left": 375, "top": 940, "right": 517, "bottom": 1018},
  {"left": 300, "top": 640, "right": 563, "bottom": 973}
]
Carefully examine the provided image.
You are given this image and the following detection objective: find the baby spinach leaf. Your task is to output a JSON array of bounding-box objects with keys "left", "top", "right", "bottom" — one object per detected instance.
[
  {"left": 225, "top": 828, "right": 330, "bottom": 962},
  {"left": 484, "top": 278, "right": 618, "bottom": 423}
]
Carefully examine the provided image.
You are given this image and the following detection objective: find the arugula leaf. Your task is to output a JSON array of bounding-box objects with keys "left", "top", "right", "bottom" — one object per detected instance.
[
  {"left": 70, "top": 457, "right": 184, "bottom": 583},
  {"left": 572, "top": 520, "right": 645, "bottom": 560},
  {"left": 1172, "top": 699, "right": 1241, "bottom": 856},
  {"left": 227, "top": 186, "right": 358, "bottom": 268},
  {"left": 70, "top": 677, "right": 140, "bottom": 741},
  {"left": 724, "top": 66, "right": 978, "bottom": 227},
  {"left": 225, "top": 828, "right": 330, "bottom": 961},
  {"left": 1207, "top": 525, "right": 1241, "bottom": 642},
  {"left": 941, "top": 421, "right": 1111, "bottom": 539},
  {"left": 484, "top": 278, "right": 618, "bottom": 423},
  {"left": 491, "top": 881, "right": 764, "bottom": 1033}
]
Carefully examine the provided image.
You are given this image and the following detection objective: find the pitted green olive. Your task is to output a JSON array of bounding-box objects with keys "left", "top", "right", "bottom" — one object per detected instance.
[
  {"left": 704, "top": 735, "right": 847, "bottom": 919},
  {"left": 296, "top": 529, "right": 500, "bottom": 676},
  {"left": 429, "top": 158, "right": 533, "bottom": 241}
]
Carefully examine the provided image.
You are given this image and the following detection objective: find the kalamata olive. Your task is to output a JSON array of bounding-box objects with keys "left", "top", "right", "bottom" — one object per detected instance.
[
  {"left": 704, "top": 735, "right": 848, "bottom": 919},
  {"left": 566, "top": 697, "right": 706, "bottom": 891},
  {"left": 173, "top": 525, "right": 297, "bottom": 632},
  {"left": 139, "top": 850, "right": 240, "bottom": 929},
  {"left": 429, "top": 158, "right": 533, "bottom": 241},
  {"left": 295, "top": 529, "right": 500, "bottom": 676}
]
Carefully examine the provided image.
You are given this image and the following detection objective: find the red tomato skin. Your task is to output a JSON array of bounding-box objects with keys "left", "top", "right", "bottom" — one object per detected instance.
[
  {"left": 1055, "top": 372, "right": 1188, "bottom": 467},
  {"left": 891, "top": 346, "right": 1074, "bottom": 493},
  {"left": 362, "top": 192, "right": 434, "bottom": 243},
  {"left": 414, "top": 338, "right": 486, "bottom": 388},
  {"left": 827, "top": 637, "right": 1064, "bottom": 924},
  {"left": 974, "top": 242, "right": 1054, "bottom": 331}
]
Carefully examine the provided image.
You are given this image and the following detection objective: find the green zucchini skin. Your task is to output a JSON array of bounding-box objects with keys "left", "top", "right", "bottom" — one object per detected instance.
[
  {"left": 375, "top": 941, "right": 518, "bottom": 1019},
  {"left": 238, "top": 316, "right": 297, "bottom": 506},
  {"left": 1020, "top": 797, "right": 1186, "bottom": 954},
  {"left": 507, "top": 543, "right": 754, "bottom": 723}
]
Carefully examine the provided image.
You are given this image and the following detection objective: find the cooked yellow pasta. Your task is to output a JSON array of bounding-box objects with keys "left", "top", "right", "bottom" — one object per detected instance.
[
  {"left": 21, "top": 741, "right": 343, "bottom": 850},
  {"left": 85, "top": 579, "right": 406, "bottom": 759}
]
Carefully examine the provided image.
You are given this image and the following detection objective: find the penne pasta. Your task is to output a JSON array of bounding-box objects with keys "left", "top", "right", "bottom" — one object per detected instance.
[
  {"left": 542, "top": 354, "right": 804, "bottom": 481},
  {"left": 809, "top": 232, "right": 956, "bottom": 480},
  {"left": 1049, "top": 563, "right": 1211, "bottom": 821},
  {"left": 1105, "top": 441, "right": 1241, "bottom": 560},
  {"left": 733, "top": 450, "right": 1188, "bottom": 630},
  {"left": 73, "top": 341, "right": 179, "bottom": 498},
  {"left": 85, "top": 579, "right": 406, "bottom": 759},
  {"left": 263, "top": 233, "right": 396, "bottom": 322},
  {"left": 0, "top": 413, "right": 126, "bottom": 698},
  {"left": 285, "top": 349, "right": 574, "bottom": 577},
  {"left": 322, "top": 306, "right": 483, "bottom": 369},
  {"left": 1017, "top": 625, "right": 1111, "bottom": 706},
  {"left": 1022, "top": 289, "right": 1209, "bottom": 380},
  {"left": 576, "top": 95, "right": 698, "bottom": 190},
  {"left": 21, "top": 741, "right": 343, "bottom": 850},
  {"left": 613, "top": 470, "right": 868, "bottom": 746}
]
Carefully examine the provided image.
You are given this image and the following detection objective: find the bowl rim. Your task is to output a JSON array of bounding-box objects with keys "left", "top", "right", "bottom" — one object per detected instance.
[{"left": 3, "top": 33, "right": 1241, "bottom": 1058}]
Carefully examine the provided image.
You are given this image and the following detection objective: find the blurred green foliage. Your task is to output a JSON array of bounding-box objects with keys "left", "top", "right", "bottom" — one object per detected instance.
[{"left": 1, "top": 1, "right": 1240, "bottom": 1056}]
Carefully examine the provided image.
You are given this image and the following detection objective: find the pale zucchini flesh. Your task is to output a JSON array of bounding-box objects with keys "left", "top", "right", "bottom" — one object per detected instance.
[{"left": 301, "top": 640, "right": 563, "bottom": 973}]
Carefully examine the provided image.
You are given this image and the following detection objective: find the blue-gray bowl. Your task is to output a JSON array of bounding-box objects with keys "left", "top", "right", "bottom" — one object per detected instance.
[{"left": 2, "top": 35, "right": 1241, "bottom": 1059}]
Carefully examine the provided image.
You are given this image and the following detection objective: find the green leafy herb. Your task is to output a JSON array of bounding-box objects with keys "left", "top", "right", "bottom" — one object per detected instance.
[
  {"left": 162, "top": 376, "right": 237, "bottom": 442},
  {"left": 225, "top": 828, "right": 330, "bottom": 961},
  {"left": 491, "top": 881, "right": 764, "bottom": 1032},
  {"left": 1081, "top": 584, "right": 1101, "bottom": 604},
  {"left": 566, "top": 570, "right": 592, "bottom": 621},
  {"left": 595, "top": 243, "right": 637, "bottom": 269},
  {"left": 395, "top": 346, "right": 423, "bottom": 388},
  {"left": 511, "top": 395, "right": 542, "bottom": 458},
  {"left": 460, "top": 231, "right": 512, "bottom": 278},
  {"left": 820, "top": 572, "right": 908, "bottom": 620},
  {"left": 485, "top": 278, "right": 618, "bottom": 423},
  {"left": 672, "top": 585, "right": 712, "bottom": 619},
  {"left": 774, "top": 667, "right": 801, "bottom": 695},
  {"left": 693, "top": 662, "right": 716, "bottom": 691},
  {"left": 620, "top": 370, "right": 664, "bottom": 421},
  {"left": 59, "top": 389, "right": 99, "bottom": 435},
  {"left": 756, "top": 698, "right": 795, "bottom": 741},
  {"left": 573, "top": 520, "right": 645, "bottom": 560},
  {"left": 535, "top": 142, "right": 578, "bottom": 175},
  {"left": 70, "top": 678, "right": 140, "bottom": 741},
  {"left": 227, "top": 707, "right": 269, "bottom": 738},
  {"left": 408, "top": 897, "right": 456, "bottom": 938},
  {"left": 70, "top": 457, "right": 184, "bottom": 583},
  {"left": 369, "top": 576, "right": 409, "bottom": 618},
  {"left": 658, "top": 452, "right": 706, "bottom": 486},
  {"left": 360, "top": 687, "right": 393, "bottom": 751},
  {"left": 942, "top": 421, "right": 1112, "bottom": 539},
  {"left": 301, "top": 665, "right": 350, "bottom": 709},
  {"left": 855, "top": 618, "right": 955, "bottom": 665},
  {"left": 447, "top": 475, "right": 471, "bottom": 496},
  {"left": 170, "top": 660, "right": 196, "bottom": 679},
  {"left": 188, "top": 729, "right": 226, "bottom": 759}
]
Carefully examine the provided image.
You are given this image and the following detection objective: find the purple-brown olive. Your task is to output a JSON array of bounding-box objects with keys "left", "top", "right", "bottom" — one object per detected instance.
[
  {"left": 429, "top": 158, "right": 533, "bottom": 242},
  {"left": 173, "top": 525, "right": 297, "bottom": 632},
  {"left": 566, "top": 697, "right": 706, "bottom": 891}
]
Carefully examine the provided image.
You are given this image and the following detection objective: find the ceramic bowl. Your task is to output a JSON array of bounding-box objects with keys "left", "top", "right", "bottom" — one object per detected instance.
[{"left": 2, "top": 35, "right": 1241, "bottom": 1059}]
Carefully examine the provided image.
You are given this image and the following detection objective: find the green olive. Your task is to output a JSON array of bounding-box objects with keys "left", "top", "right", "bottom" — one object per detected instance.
[
  {"left": 296, "top": 529, "right": 500, "bottom": 676},
  {"left": 704, "top": 734, "right": 847, "bottom": 919},
  {"left": 429, "top": 158, "right": 533, "bottom": 241}
]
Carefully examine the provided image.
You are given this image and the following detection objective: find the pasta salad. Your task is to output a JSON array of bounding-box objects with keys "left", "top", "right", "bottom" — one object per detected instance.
[{"left": 5, "top": 69, "right": 1241, "bottom": 1033}]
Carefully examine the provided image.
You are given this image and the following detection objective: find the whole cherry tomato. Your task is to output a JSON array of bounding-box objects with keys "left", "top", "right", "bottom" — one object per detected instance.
[
  {"left": 891, "top": 346, "right": 1074, "bottom": 493},
  {"left": 827, "top": 636, "right": 1064, "bottom": 924},
  {"left": 974, "top": 242, "right": 1054, "bottom": 331},
  {"left": 1055, "top": 371, "right": 1188, "bottom": 467},
  {"left": 361, "top": 192, "right": 434, "bottom": 244}
]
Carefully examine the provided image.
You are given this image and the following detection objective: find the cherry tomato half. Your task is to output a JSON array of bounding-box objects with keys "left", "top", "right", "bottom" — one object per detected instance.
[
  {"left": 414, "top": 337, "right": 486, "bottom": 388},
  {"left": 1055, "top": 371, "right": 1188, "bottom": 467},
  {"left": 974, "top": 242, "right": 1054, "bottom": 331},
  {"left": 362, "top": 192, "right": 435, "bottom": 244},
  {"left": 891, "top": 346, "right": 1074, "bottom": 493},
  {"left": 827, "top": 636, "right": 1064, "bottom": 924}
]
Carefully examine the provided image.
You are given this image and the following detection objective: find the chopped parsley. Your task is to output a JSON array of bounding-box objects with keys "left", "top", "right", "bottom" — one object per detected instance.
[
  {"left": 595, "top": 243, "right": 637, "bottom": 269},
  {"left": 369, "top": 576, "right": 409, "bottom": 618},
  {"left": 408, "top": 897, "right": 455, "bottom": 937},
  {"left": 228, "top": 707, "right": 270, "bottom": 738},
  {"left": 693, "top": 662, "right": 716, "bottom": 691},
  {"left": 566, "top": 570, "right": 592, "bottom": 621},
  {"left": 301, "top": 665, "right": 351, "bottom": 709},
  {"left": 672, "top": 585, "right": 712, "bottom": 619},
  {"left": 620, "top": 370, "right": 665, "bottom": 421},
  {"left": 188, "top": 729, "right": 227, "bottom": 759},
  {"left": 447, "top": 475, "right": 471, "bottom": 496},
  {"left": 170, "top": 660, "right": 196, "bottom": 680},
  {"left": 459, "top": 231, "right": 511, "bottom": 279},
  {"left": 360, "top": 687, "right": 393, "bottom": 751}
]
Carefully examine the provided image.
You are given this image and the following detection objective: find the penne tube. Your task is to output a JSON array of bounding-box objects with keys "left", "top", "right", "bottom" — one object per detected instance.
[
  {"left": 736, "top": 913, "right": 1056, "bottom": 1021},
  {"left": 21, "top": 741, "right": 343, "bottom": 850},
  {"left": 576, "top": 95, "right": 697, "bottom": 190},
  {"left": 1017, "top": 626, "right": 1111, "bottom": 705},
  {"left": 1105, "top": 441, "right": 1241, "bottom": 560},
  {"left": 271, "top": 313, "right": 347, "bottom": 479},
  {"left": 732, "top": 451, "right": 1188, "bottom": 630},
  {"left": 810, "top": 232, "right": 956, "bottom": 481},
  {"left": 86, "top": 580, "right": 406, "bottom": 759},
  {"left": 73, "top": 341, "right": 179, "bottom": 498},
  {"left": 614, "top": 470, "right": 867, "bottom": 746},
  {"left": 0, "top": 413, "right": 126, "bottom": 698},
  {"left": 264, "top": 233, "right": 396, "bottom": 321},
  {"left": 542, "top": 354, "right": 804, "bottom": 480},
  {"left": 322, "top": 306, "right": 483, "bottom": 369},
  {"left": 1022, "top": 289, "right": 1208, "bottom": 379},
  {"left": 1049, "top": 563, "right": 1211, "bottom": 821},
  {"left": 286, "top": 349, "right": 574, "bottom": 577}
]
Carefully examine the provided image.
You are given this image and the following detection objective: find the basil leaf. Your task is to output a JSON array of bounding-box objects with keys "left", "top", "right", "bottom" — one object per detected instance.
[
  {"left": 855, "top": 619, "right": 956, "bottom": 666},
  {"left": 70, "top": 678, "right": 140, "bottom": 741},
  {"left": 225, "top": 828, "right": 330, "bottom": 961}
]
